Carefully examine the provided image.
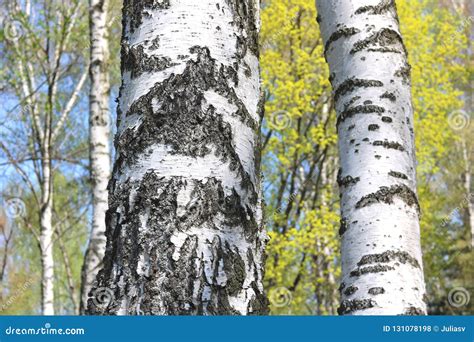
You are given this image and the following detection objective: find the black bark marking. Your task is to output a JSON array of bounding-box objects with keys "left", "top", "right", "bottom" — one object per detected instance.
[
  {"left": 372, "top": 140, "right": 405, "bottom": 152},
  {"left": 388, "top": 170, "right": 408, "bottom": 179},
  {"left": 355, "top": 184, "right": 420, "bottom": 213},
  {"left": 334, "top": 78, "right": 383, "bottom": 103},
  {"left": 381, "top": 116, "right": 393, "bottom": 123},
  {"left": 368, "top": 124, "right": 379, "bottom": 131},
  {"left": 394, "top": 62, "right": 412, "bottom": 85},
  {"left": 124, "top": 0, "right": 171, "bottom": 33},
  {"left": 343, "top": 96, "right": 361, "bottom": 111},
  {"left": 324, "top": 27, "right": 360, "bottom": 54},
  {"left": 337, "top": 105, "right": 385, "bottom": 127},
  {"left": 337, "top": 175, "right": 360, "bottom": 187},
  {"left": 224, "top": 0, "right": 260, "bottom": 57},
  {"left": 90, "top": 175, "right": 268, "bottom": 315},
  {"left": 116, "top": 46, "right": 258, "bottom": 201},
  {"left": 338, "top": 299, "right": 376, "bottom": 315},
  {"left": 368, "top": 287, "right": 385, "bottom": 295},
  {"left": 122, "top": 44, "right": 178, "bottom": 79},
  {"left": 344, "top": 285, "right": 358, "bottom": 296},
  {"left": 380, "top": 91, "right": 396, "bottom": 102},
  {"left": 350, "top": 264, "right": 395, "bottom": 277},
  {"left": 355, "top": 0, "right": 396, "bottom": 15},
  {"left": 339, "top": 217, "right": 348, "bottom": 236},
  {"left": 350, "top": 28, "right": 406, "bottom": 55},
  {"left": 357, "top": 250, "right": 421, "bottom": 268}
]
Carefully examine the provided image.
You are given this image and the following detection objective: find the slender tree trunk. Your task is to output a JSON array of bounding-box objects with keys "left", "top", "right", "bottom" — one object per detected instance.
[
  {"left": 87, "top": 0, "right": 268, "bottom": 315},
  {"left": 80, "top": 0, "right": 112, "bottom": 314},
  {"left": 461, "top": 139, "right": 473, "bottom": 247},
  {"left": 316, "top": 0, "right": 426, "bottom": 315},
  {"left": 40, "top": 152, "right": 54, "bottom": 315}
]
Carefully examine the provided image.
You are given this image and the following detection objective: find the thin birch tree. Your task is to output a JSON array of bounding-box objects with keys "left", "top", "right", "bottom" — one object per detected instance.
[
  {"left": 1, "top": 0, "right": 89, "bottom": 315},
  {"left": 316, "top": 0, "right": 427, "bottom": 315},
  {"left": 80, "top": 0, "right": 112, "bottom": 314}
]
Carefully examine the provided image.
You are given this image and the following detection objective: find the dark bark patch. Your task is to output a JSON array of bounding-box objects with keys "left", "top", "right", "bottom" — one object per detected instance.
[
  {"left": 381, "top": 116, "right": 393, "bottom": 123},
  {"left": 380, "top": 91, "right": 396, "bottom": 102},
  {"left": 372, "top": 140, "right": 405, "bottom": 152},
  {"left": 368, "top": 287, "right": 385, "bottom": 295},
  {"left": 343, "top": 96, "right": 361, "bottom": 110},
  {"left": 350, "top": 28, "right": 406, "bottom": 55},
  {"left": 339, "top": 217, "right": 348, "bottom": 236},
  {"left": 355, "top": 184, "right": 420, "bottom": 213},
  {"left": 350, "top": 264, "right": 395, "bottom": 277},
  {"left": 355, "top": 0, "right": 396, "bottom": 15},
  {"left": 123, "top": 0, "right": 171, "bottom": 33},
  {"left": 89, "top": 174, "right": 267, "bottom": 315},
  {"left": 324, "top": 26, "right": 360, "bottom": 54},
  {"left": 225, "top": 0, "right": 260, "bottom": 56},
  {"left": 337, "top": 175, "right": 360, "bottom": 187},
  {"left": 337, "top": 105, "right": 385, "bottom": 127},
  {"left": 116, "top": 46, "right": 258, "bottom": 202},
  {"left": 395, "top": 62, "right": 412, "bottom": 85},
  {"left": 368, "top": 124, "right": 380, "bottom": 131},
  {"left": 122, "top": 44, "right": 178, "bottom": 79},
  {"left": 344, "top": 285, "right": 358, "bottom": 296},
  {"left": 334, "top": 78, "right": 383, "bottom": 103},
  {"left": 358, "top": 250, "right": 421, "bottom": 269},
  {"left": 388, "top": 170, "right": 408, "bottom": 179},
  {"left": 338, "top": 299, "right": 376, "bottom": 315}
]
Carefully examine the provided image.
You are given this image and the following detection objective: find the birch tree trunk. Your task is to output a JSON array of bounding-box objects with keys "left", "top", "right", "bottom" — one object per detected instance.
[
  {"left": 316, "top": 0, "right": 427, "bottom": 315},
  {"left": 87, "top": 0, "right": 268, "bottom": 315},
  {"left": 80, "top": 0, "right": 112, "bottom": 314},
  {"left": 40, "top": 151, "right": 54, "bottom": 315}
]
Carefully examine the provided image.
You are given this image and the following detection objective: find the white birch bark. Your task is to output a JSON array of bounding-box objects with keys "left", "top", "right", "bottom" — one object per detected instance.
[
  {"left": 80, "top": 0, "right": 112, "bottom": 314},
  {"left": 40, "top": 151, "right": 54, "bottom": 315},
  {"left": 87, "top": 0, "right": 268, "bottom": 315},
  {"left": 316, "top": 0, "right": 427, "bottom": 315}
]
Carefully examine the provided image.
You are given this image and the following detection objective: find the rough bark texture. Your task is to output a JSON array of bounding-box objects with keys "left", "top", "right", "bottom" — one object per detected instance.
[
  {"left": 87, "top": 0, "right": 268, "bottom": 315},
  {"left": 80, "top": 0, "right": 112, "bottom": 314},
  {"left": 316, "top": 0, "right": 427, "bottom": 315}
]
